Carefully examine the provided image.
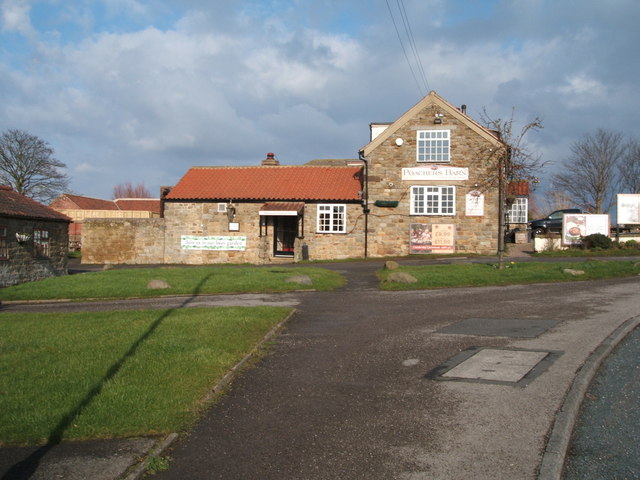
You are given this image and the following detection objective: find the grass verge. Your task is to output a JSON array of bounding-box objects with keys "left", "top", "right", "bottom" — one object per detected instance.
[
  {"left": 0, "top": 266, "right": 344, "bottom": 302},
  {"left": 379, "top": 260, "right": 640, "bottom": 290},
  {"left": 0, "top": 306, "right": 292, "bottom": 446}
]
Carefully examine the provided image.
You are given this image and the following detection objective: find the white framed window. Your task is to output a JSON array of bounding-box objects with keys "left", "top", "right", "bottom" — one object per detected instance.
[
  {"left": 0, "top": 226, "right": 7, "bottom": 260},
  {"left": 317, "top": 204, "right": 346, "bottom": 233},
  {"left": 507, "top": 197, "right": 528, "bottom": 224},
  {"left": 33, "top": 229, "right": 50, "bottom": 257},
  {"left": 417, "top": 130, "right": 450, "bottom": 162},
  {"left": 217, "top": 203, "right": 227, "bottom": 213},
  {"left": 411, "top": 186, "right": 456, "bottom": 215}
]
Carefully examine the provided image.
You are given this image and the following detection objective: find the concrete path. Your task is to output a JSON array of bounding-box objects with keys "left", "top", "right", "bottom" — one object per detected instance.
[{"left": 1, "top": 258, "right": 639, "bottom": 480}]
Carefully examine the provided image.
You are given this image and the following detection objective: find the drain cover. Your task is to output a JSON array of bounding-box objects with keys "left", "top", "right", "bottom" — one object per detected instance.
[
  {"left": 437, "top": 318, "right": 561, "bottom": 338},
  {"left": 426, "top": 347, "right": 562, "bottom": 386}
]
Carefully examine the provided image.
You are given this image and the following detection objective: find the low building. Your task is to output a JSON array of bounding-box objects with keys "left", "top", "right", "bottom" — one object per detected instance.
[
  {"left": 83, "top": 154, "right": 365, "bottom": 264},
  {"left": 0, "top": 186, "right": 70, "bottom": 286},
  {"left": 82, "top": 91, "right": 514, "bottom": 264},
  {"left": 50, "top": 194, "right": 160, "bottom": 249}
]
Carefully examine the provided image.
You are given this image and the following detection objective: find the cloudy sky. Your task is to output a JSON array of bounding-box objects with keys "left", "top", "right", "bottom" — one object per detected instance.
[{"left": 1, "top": 0, "right": 638, "bottom": 201}]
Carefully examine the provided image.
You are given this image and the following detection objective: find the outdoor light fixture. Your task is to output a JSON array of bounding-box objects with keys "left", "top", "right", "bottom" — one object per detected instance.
[{"left": 227, "top": 204, "right": 236, "bottom": 221}]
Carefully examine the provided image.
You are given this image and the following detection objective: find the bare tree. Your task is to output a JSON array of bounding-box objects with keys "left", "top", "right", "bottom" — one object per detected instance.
[
  {"left": 480, "top": 109, "right": 544, "bottom": 264},
  {"left": 0, "top": 129, "right": 70, "bottom": 203},
  {"left": 539, "top": 189, "right": 574, "bottom": 214},
  {"left": 552, "top": 129, "right": 626, "bottom": 213},
  {"left": 619, "top": 138, "right": 640, "bottom": 193},
  {"left": 480, "top": 109, "right": 545, "bottom": 192},
  {"left": 112, "top": 182, "right": 152, "bottom": 199}
]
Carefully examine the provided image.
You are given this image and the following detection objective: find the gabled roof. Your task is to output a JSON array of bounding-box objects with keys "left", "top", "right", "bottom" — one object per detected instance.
[
  {"left": 360, "top": 90, "right": 503, "bottom": 157},
  {"left": 51, "top": 194, "right": 160, "bottom": 213},
  {"left": 51, "top": 194, "right": 119, "bottom": 210},
  {"left": 166, "top": 166, "right": 364, "bottom": 202},
  {"left": 114, "top": 198, "right": 161, "bottom": 214},
  {"left": 507, "top": 181, "right": 530, "bottom": 196},
  {"left": 0, "top": 186, "right": 71, "bottom": 222}
]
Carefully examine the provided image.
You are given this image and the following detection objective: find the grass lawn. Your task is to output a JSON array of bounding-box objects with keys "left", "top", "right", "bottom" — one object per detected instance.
[
  {"left": 0, "top": 266, "right": 344, "bottom": 302},
  {"left": 0, "top": 306, "right": 292, "bottom": 446},
  {"left": 379, "top": 260, "right": 640, "bottom": 290}
]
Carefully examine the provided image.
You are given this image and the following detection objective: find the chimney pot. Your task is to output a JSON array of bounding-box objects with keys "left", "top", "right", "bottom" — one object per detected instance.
[{"left": 262, "top": 152, "right": 280, "bottom": 166}]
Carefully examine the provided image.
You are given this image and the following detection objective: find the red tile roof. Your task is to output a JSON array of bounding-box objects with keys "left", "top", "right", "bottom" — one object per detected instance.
[
  {"left": 114, "top": 198, "right": 161, "bottom": 214},
  {"left": 507, "top": 181, "right": 530, "bottom": 196},
  {"left": 51, "top": 194, "right": 119, "bottom": 210},
  {"left": 166, "top": 166, "right": 364, "bottom": 201},
  {"left": 50, "top": 194, "right": 160, "bottom": 213},
  {"left": 0, "top": 186, "right": 71, "bottom": 222}
]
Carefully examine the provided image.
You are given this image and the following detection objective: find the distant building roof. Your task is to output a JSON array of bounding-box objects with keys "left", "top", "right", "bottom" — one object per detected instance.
[
  {"left": 507, "top": 181, "right": 530, "bottom": 196},
  {"left": 166, "top": 165, "right": 364, "bottom": 202},
  {"left": 51, "top": 194, "right": 160, "bottom": 213},
  {"left": 114, "top": 198, "right": 161, "bottom": 214},
  {"left": 0, "top": 186, "right": 71, "bottom": 222},
  {"left": 305, "top": 159, "right": 360, "bottom": 166},
  {"left": 51, "top": 194, "right": 119, "bottom": 210}
]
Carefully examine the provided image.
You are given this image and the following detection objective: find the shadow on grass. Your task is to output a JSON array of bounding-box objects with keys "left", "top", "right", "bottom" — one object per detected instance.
[{"left": 1, "top": 274, "right": 214, "bottom": 480}]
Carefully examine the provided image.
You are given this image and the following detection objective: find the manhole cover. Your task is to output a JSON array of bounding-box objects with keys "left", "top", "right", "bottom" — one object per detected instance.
[
  {"left": 426, "top": 347, "right": 562, "bottom": 386},
  {"left": 437, "top": 318, "right": 561, "bottom": 338}
]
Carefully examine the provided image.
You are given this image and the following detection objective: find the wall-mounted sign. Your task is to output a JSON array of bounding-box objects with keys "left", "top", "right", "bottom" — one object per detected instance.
[
  {"left": 465, "top": 190, "right": 484, "bottom": 216},
  {"left": 617, "top": 194, "right": 640, "bottom": 224},
  {"left": 562, "top": 214, "right": 610, "bottom": 245},
  {"left": 181, "top": 235, "right": 247, "bottom": 251},
  {"left": 410, "top": 223, "right": 456, "bottom": 254},
  {"left": 402, "top": 166, "right": 469, "bottom": 181}
]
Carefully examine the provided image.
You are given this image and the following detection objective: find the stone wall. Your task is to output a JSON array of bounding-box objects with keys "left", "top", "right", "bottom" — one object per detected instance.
[
  {"left": 365, "top": 100, "right": 501, "bottom": 256},
  {"left": 82, "top": 218, "right": 166, "bottom": 264},
  {"left": 0, "top": 217, "right": 69, "bottom": 286},
  {"left": 82, "top": 201, "right": 367, "bottom": 265}
]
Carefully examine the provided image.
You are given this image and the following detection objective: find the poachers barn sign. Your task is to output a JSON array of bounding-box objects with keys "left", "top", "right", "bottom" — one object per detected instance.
[{"left": 402, "top": 166, "right": 469, "bottom": 181}]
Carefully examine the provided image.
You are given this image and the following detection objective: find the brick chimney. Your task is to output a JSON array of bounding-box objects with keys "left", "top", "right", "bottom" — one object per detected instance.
[{"left": 261, "top": 152, "right": 280, "bottom": 166}]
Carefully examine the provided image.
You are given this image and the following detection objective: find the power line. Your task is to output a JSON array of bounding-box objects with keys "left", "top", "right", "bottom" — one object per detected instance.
[
  {"left": 385, "top": 0, "right": 430, "bottom": 96},
  {"left": 397, "top": 0, "right": 430, "bottom": 92}
]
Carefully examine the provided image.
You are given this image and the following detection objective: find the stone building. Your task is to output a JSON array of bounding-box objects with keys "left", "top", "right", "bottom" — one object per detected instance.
[
  {"left": 82, "top": 156, "right": 365, "bottom": 264},
  {"left": 50, "top": 194, "right": 160, "bottom": 249},
  {"left": 82, "top": 91, "right": 510, "bottom": 264},
  {"left": 360, "top": 90, "right": 505, "bottom": 256},
  {"left": 0, "top": 186, "right": 70, "bottom": 286}
]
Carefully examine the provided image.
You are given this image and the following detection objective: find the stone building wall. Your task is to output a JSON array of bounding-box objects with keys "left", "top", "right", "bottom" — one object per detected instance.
[
  {"left": 82, "top": 200, "right": 367, "bottom": 265},
  {"left": 0, "top": 217, "right": 69, "bottom": 286},
  {"left": 82, "top": 218, "right": 166, "bottom": 264},
  {"left": 365, "top": 100, "right": 501, "bottom": 256}
]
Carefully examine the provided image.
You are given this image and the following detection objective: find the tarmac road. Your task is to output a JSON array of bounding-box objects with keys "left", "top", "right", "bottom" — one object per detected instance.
[
  {"left": 148, "top": 274, "right": 640, "bottom": 480},
  {"left": 1, "top": 260, "right": 639, "bottom": 480},
  {"left": 563, "top": 324, "right": 640, "bottom": 479}
]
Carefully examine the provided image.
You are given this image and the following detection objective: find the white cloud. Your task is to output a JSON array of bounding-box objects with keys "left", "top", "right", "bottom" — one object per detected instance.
[
  {"left": 75, "top": 162, "right": 106, "bottom": 173},
  {"left": 0, "top": 0, "right": 34, "bottom": 36},
  {"left": 0, "top": 0, "right": 638, "bottom": 199}
]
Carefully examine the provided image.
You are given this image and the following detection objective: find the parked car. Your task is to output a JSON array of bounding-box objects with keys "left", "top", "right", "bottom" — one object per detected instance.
[{"left": 528, "top": 208, "right": 582, "bottom": 235}]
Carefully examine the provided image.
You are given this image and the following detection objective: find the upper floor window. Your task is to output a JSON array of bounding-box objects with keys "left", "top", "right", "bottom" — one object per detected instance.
[
  {"left": 33, "top": 229, "right": 50, "bottom": 257},
  {"left": 317, "top": 204, "right": 346, "bottom": 233},
  {"left": 417, "top": 130, "right": 450, "bottom": 162},
  {"left": 411, "top": 186, "right": 456, "bottom": 215},
  {"left": 507, "top": 198, "right": 528, "bottom": 224},
  {"left": 0, "top": 226, "right": 7, "bottom": 260}
]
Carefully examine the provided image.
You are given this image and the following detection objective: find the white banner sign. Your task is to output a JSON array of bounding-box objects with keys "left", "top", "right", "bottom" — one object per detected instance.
[
  {"left": 617, "top": 194, "right": 640, "bottom": 224},
  {"left": 465, "top": 191, "right": 484, "bottom": 216},
  {"left": 181, "top": 235, "right": 247, "bottom": 251},
  {"left": 402, "top": 166, "right": 469, "bottom": 181},
  {"left": 562, "top": 214, "right": 610, "bottom": 245}
]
